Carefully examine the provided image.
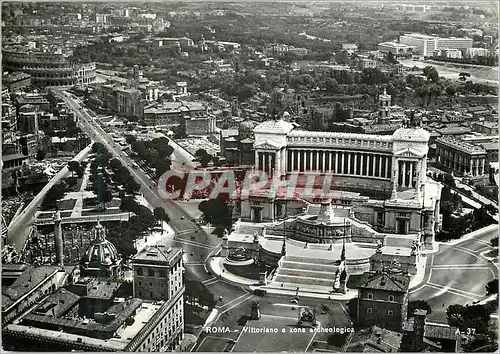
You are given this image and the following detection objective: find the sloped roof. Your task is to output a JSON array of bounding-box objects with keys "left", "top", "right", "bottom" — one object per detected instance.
[{"left": 358, "top": 272, "right": 410, "bottom": 293}]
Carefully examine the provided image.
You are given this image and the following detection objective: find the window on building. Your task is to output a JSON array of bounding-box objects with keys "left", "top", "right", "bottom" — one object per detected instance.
[
  {"left": 150, "top": 292, "right": 153, "bottom": 298},
  {"left": 388, "top": 310, "right": 394, "bottom": 316},
  {"left": 389, "top": 295, "right": 395, "bottom": 302},
  {"left": 139, "top": 291, "right": 142, "bottom": 297},
  {"left": 161, "top": 283, "right": 164, "bottom": 288},
  {"left": 159, "top": 269, "right": 166, "bottom": 277},
  {"left": 148, "top": 268, "right": 155, "bottom": 277},
  {"left": 138, "top": 282, "right": 142, "bottom": 286},
  {"left": 367, "top": 308, "right": 372, "bottom": 314},
  {"left": 367, "top": 293, "right": 373, "bottom": 300},
  {"left": 137, "top": 267, "right": 143, "bottom": 276},
  {"left": 149, "top": 282, "right": 153, "bottom": 287}
]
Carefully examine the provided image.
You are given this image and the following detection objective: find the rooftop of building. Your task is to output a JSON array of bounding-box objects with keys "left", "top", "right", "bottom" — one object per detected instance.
[
  {"left": 402, "top": 33, "right": 436, "bottom": 40},
  {"left": 358, "top": 271, "right": 410, "bottom": 293},
  {"left": 85, "top": 280, "right": 122, "bottom": 299},
  {"left": 379, "top": 42, "right": 410, "bottom": 48},
  {"left": 131, "top": 244, "right": 182, "bottom": 266},
  {"left": 2, "top": 266, "right": 64, "bottom": 311},
  {"left": 404, "top": 318, "right": 459, "bottom": 341},
  {"left": 346, "top": 326, "right": 403, "bottom": 353},
  {"left": 434, "top": 125, "right": 472, "bottom": 135},
  {"left": 436, "top": 135, "right": 486, "bottom": 154},
  {"left": 473, "top": 120, "right": 497, "bottom": 128},
  {"left": 3, "top": 72, "right": 31, "bottom": 82}
]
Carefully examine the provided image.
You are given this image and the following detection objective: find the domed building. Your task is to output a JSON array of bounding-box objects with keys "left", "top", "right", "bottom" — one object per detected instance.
[
  {"left": 220, "top": 118, "right": 258, "bottom": 165},
  {"left": 80, "top": 222, "right": 122, "bottom": 278}
]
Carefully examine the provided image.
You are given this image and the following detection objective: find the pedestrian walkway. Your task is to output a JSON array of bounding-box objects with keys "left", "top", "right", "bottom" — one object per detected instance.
[
  {"left": 207, "top": 257, "right": 257, "bottom": 286},
  {"left": 409, "top": 253, "right": 429, "bottom": 289}
]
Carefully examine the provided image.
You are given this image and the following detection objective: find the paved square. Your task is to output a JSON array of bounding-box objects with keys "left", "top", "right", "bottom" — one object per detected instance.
[{"left": 233, "top": 314, "right": 316, "bottom": 352}]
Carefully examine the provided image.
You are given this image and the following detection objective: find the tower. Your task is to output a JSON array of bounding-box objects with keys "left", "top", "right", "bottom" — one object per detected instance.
[
  {"left": 412, "top": 309, "right": 427, "bottom": 352},
  {"left": 378, "top": 89, "right": 392, "bottom": 122},
  {"left": 53, "top": 210, "right": 64, "bottom": 266}
]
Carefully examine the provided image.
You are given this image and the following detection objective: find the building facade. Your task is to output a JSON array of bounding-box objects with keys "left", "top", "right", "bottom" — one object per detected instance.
[
  {"left": 400, "top": 33, "right": 437, "bottom": 56},
  {"left": 130, "top": 245, "right": 184, "bottom": 351},
  {"left": 248, "top": 119, "right": 442, "bottom": 247},
  {"left": 3, "top": 49, "right": 96, "bottom": 87},
  {"left": 378, "top": 42, "right": 410, "bottom": 55},
  {"left": 435, "top": 136, "right": 487, "bottom": 176},
  {"left": 3, "top": 72, "right": 31, "bottom": 91},
  {"left": 357, "top": 271, "right": 410, "bottom": 332}
]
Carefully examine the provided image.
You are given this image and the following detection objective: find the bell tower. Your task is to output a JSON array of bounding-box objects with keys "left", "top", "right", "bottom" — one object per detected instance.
[{"left": 378, "top": 89, "right": 392, "bottom": 122}]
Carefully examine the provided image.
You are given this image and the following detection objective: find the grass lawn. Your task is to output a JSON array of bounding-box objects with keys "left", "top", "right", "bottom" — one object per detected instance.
[
  {"left": 184, "top": 303, "right": 209, "bottom": 326},
  {"left": 57, "top": 198, "right": 77, "bottom": 211},
  {"left": 197, "top": 335, "right": 231, "bottom": 352}
]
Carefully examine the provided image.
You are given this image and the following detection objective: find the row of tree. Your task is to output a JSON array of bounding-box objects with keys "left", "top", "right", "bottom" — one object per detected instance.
[{"left": 130, "top": 137, "right": 174, "bottom": 178}]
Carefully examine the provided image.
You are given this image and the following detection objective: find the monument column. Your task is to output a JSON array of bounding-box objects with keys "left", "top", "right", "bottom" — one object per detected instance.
[
  {"left": 354, "top": 153, "right": 358, "bottom": 175},
  {"left": 276, "top": 150, "right": 282, "bottom": 177},
  {"left": 347, "top": 152, "right": 351, "bottom": 175},
  {"left": 372, "top": 154, "right": 376, "bottom": 177},
  {"left": 268, "top": 153, "right": 272, "bottom": 176},
  {"left": 53, "top": 211, "right": 64, "bottom": 266},
  {"left": 481, "top": 158, "right": 485, "bottom": 175},
  {"left": 316, "top": 151, "right": 320, "bottom": 171},
  {"left": 298, "top": 150, "right": 302, "bottom": 172},
  {"left": 402, "top": 161, "right": 407, "bottom": 187},
  {"left": 335, "top": 152, "right": 339, "bottom": 173},
  {"left": 360, "top": 154, "right": 364, "bottom": 175},
  {"left": 322, "top": 151, "right": 326, "bottom": 172},
  {"left": 341, "top": 152, "right": 345, "bottom": 174},
  {"left": 309, "top": 151, "right": 313, "bottom": 171},
  {"left": 409, "top": 161, "right": 414, "bottom": 188},
  {"left": 378, "top": 156, "right": 383, "bottom": 177},
  {"left": 255, "top": 150, "right": 259, "bottom": 170},
  {"left": 392, "top": 157, "right": 399, "bottom": 197}
]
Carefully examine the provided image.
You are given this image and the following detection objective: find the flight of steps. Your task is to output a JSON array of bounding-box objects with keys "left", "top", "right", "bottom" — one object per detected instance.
[{"left": 265, "top": 255, "right": 339, "bottom": 295}]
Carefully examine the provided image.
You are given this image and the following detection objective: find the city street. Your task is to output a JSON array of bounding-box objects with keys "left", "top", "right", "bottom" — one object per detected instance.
[
  {"left": 410, "top": 227, "right": 497, "bottom": 323},
  {"left": 55, "top": 90, "right": 246, "bottom": 306}
]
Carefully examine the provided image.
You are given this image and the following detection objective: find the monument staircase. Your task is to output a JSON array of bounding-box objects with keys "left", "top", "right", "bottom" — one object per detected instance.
[{"left": 264, "top": 254, "right": 339, "bottom": 295}]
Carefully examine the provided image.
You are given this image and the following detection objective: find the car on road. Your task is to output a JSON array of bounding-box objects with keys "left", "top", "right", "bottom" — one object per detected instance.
[
  {"left": 290, "top": 299, "right": 299, "bottom": 304},
  {"left": 132, "top": 163, "right": 139, "bottom": 169},
  {"left": 254, "top": 289, "right": 267, "bottom": 296}
]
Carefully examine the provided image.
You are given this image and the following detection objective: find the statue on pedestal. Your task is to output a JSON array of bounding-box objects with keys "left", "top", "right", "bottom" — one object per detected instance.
[
  {"left": 297, "top": 306, "right": 316, "bottom": 327},
  {"left": 250, "top": 301, "right": 261, "bottom": 320}
]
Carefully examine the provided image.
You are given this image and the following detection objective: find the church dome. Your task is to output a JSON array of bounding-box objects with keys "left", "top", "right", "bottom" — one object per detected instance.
[{"left": 80, "top": 222, "right": 121, "bottom": 276}]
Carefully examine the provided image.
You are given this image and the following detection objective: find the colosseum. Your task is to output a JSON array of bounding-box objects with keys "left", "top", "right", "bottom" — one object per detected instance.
[{"left": 3, "top": 49, "right": 96, "bottom": 87}]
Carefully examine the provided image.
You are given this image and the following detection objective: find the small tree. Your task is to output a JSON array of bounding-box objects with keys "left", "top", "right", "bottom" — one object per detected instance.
[
  {"left": 36, "top": 149, "right": 47, "bottom": 161},
  {"left": 490, "top": 238, "right": 498, "bottom": 248},
  {"left": 68, "top": 160, "right": 80, "bottom": 177},
  {"left": 153, "top": 207, "right": 170, "bottom": 231},
  {"left": 486, "top": 279, "right": 498, "bottom": 295},
  {"left": 408, "top": 300, "right": 432, "bottom": 319},
  {"left": 101, "top": 189, "right": 113, "bottom": 210}
]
